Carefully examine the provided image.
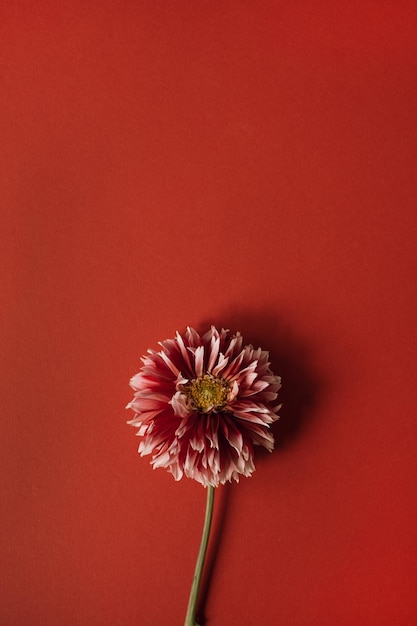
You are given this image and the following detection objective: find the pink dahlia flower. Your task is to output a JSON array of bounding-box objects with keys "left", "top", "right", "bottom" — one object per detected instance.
[{"left": 127, "top": 326, "right": 281, "bottom": 487}]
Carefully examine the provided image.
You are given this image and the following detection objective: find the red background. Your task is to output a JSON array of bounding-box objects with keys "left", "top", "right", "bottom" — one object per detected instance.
[{"left": 2, "top": 2, "right": 417, "bottom": 625}]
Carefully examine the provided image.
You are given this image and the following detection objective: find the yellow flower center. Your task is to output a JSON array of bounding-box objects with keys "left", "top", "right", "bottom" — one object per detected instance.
[{"left": 187, "top": 374, "right": 229, "bottom": 413}]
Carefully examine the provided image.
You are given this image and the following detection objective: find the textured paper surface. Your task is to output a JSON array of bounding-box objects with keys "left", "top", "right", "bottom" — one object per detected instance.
[{"left": 1, "top": 2, "right": 417, "bottom": 625}]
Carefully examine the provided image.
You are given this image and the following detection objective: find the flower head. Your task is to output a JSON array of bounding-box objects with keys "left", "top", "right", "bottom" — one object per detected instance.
[{"left": 127, "top": 326, "right": 281, "bottom": 487}]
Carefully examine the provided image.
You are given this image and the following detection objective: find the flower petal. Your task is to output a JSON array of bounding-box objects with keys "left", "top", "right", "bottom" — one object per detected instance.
[{"left": 127, "top": 326, "right": 281, "bottom": 486}]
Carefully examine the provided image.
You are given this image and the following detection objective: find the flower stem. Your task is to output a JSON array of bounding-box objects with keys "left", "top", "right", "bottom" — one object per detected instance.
[{"left": 184, "top": 485, "right": 215, "bottom": 626}]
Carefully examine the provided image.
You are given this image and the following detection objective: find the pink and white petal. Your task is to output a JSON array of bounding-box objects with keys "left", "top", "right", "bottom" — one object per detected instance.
[
  {"left": 175, "top": 331, "right": 193, "bottom": 373},
  {"left": 207, "top": 336, "right": 220, "bottom": 373},
  {"left": 221, "top": 417, "right": 243, "bottom": 453},
  {"left": 194, "top": 345, "right": 205, "bottom": 378},
  {"left": 227, "top": 380, "right": 240, "bottom": 402},
  {"left": 212, "top": 353, "right": 229, "bottom": 376},
  {"left": 170, "top": 391, "right": 192, "bottom": 418},
  {"left": 221, "top": 350, "right": 245, "bottom": 379},
  {"left": 229, "top": 405, "right": 272, "bottom": 425},
  {"left": 186, "top": 326, "right": 202, "bottom": 347},
  {"left": 158, "top": 350, "right": 180, "bottom": 376}
]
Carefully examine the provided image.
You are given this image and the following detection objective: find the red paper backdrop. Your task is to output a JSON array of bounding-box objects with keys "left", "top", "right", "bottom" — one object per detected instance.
[{"left": 2, "top": 2, "right": 417, "bottom": 625}]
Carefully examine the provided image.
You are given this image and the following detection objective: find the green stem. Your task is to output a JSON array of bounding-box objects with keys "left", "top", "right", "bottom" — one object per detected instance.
[{"left": 184, "top": 485, "right": 215, "bottom": 626}]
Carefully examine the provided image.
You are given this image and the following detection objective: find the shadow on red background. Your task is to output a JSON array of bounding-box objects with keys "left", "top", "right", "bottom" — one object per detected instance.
[{"left": 197, "top": 309, "right": 324, "bottom": 624}]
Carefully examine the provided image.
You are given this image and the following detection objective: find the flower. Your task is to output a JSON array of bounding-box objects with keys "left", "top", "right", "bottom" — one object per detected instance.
[{"left": 127, "top": 326, "right": 281, "bottom": 487}]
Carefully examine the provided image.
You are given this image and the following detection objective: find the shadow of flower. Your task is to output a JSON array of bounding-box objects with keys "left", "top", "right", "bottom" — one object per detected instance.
[{"left": 195, "top": 307, "right": 325, "bottom": 624}]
